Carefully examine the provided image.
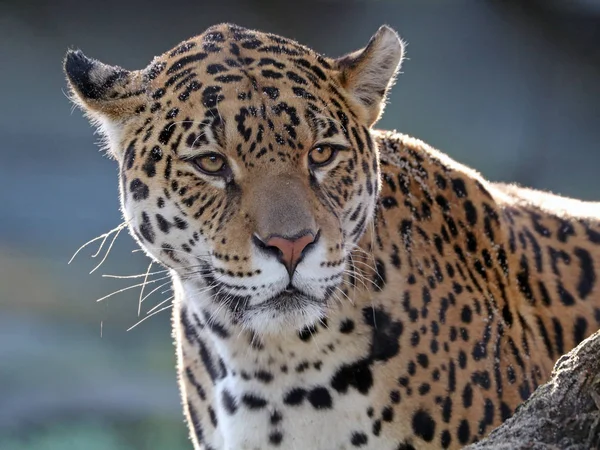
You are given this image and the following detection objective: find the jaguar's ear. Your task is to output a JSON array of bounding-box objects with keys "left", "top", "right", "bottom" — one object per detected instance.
[
  {"left": 64, "top": 50, "right": 148, "bottom": 120},
  {"left": 64, "top": 50, "right": 148, "bottom": 154},
  {"left": 335, "top": 26, "right": 405, "bottom": 126}
]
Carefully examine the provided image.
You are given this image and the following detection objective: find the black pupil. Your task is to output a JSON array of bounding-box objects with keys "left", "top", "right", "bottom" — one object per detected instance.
[{"left": 201, "top": 154, "right": 222, "bottom": 172}]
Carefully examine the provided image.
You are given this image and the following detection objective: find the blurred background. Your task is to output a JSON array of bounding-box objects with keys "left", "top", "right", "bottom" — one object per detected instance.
[{"left": 1, "top": 1, "right": 599, "bottom": 449}]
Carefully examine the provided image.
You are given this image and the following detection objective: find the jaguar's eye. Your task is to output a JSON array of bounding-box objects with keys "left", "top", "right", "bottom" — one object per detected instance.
[
  {"left": 193, "top": 153, "right": 228, "bottom": 175},
  {"left": 308, "top": 145, "right": 337, "bottom": 168}
]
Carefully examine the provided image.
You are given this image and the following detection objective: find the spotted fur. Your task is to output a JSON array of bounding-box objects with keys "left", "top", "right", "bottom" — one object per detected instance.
[{"left": 65, "top": 23, "right": 600, "bottom": 450}]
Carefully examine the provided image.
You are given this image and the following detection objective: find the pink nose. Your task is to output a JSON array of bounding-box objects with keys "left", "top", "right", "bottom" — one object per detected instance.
[{"left": 265, "top": 233, "right": 316, "bottom": 277}]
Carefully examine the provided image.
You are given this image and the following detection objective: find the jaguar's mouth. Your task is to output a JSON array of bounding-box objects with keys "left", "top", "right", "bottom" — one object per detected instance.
[
  {"left": 186, "top": 266, "right": 337, "bottom": 333},
  {"left": 248, "top": 285, "right": 319, "bottom": 312}
]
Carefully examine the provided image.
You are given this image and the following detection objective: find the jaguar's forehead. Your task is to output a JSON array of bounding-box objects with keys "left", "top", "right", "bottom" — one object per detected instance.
[
  {"left": 140, "top": 25, "right": 350, "bottom": 157},
  {"left": 149, "top": 25, "right": 334, "bottom": 96}
]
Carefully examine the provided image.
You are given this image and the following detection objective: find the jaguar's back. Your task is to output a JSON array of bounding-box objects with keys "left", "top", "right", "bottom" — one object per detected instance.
[
  {"left": 64, "top": 23, "right": 600, "bottom": 449},
  {"left": 369, "top": 131, "right": 600, "bottom": 446}
]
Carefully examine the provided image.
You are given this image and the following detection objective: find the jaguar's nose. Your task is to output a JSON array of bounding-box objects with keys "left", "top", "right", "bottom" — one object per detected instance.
[{"left": 253, "top": 230, "right": 320, "bottom": 278}]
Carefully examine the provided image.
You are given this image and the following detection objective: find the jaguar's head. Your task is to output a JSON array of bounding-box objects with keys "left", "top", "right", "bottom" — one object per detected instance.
[{"left": 65, "top": 23, "right": 404, "bottom": 335}]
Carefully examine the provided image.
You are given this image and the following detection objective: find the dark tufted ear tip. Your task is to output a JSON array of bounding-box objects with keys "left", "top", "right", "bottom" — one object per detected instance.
[{"left": 64, "top": 49, "right": 103, "bottom": 100}]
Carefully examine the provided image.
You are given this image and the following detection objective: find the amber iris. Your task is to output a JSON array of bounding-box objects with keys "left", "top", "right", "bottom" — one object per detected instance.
[
  {"left": 308, "top": 146, "right": 336, "bottom": 167},
  {"left": 194, "top": 153, "right": 227, "bottom": 175}
]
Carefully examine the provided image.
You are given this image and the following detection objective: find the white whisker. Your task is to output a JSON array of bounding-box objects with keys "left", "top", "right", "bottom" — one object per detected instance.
[
  {"left": 138, "top": 262, "right": 153, "bottom": 317},
  {"left": 96, "top": 274, "right": 172, "bottom": 303},
  {"left": 127, "top": 304, "right": 173, "bottom": 331},
  {"left": 89, "top": 225, "right": 125, "bottom": 274},
  {"left": 68, "top": 221, "right": 127, "bottom": 264},
  {"left": 146, "top": 295, "right": 175, "bottom": 315}
]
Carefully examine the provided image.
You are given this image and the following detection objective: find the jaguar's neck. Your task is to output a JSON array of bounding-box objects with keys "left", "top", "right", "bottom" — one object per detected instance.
[{"left": 171, "top": 267, "right": 377, "bottom": 448}]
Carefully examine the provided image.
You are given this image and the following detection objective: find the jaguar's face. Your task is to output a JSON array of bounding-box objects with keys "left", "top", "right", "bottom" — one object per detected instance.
[{"left": 65, "top": 23, "right": 404, "bottom": 334}]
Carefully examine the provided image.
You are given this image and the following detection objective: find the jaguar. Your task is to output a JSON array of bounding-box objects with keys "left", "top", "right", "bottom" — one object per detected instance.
[{"left": 64, "top": 23, "right": 600, "bottom": 449}]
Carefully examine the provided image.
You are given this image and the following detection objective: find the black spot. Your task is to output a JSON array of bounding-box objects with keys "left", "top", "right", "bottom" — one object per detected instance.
[
  {"left": 156, "top": 214, "right": 171, "bottom": 233},
  {"left": 382, "top": 406, "right": 394, "bottom": 421},
  {"left": 536, "top": 316, "right": 554, "bottom": 359},
  {"left": 464, "top": 200, "right": 477, "bottom": 225},
  {"left": 556, "top": 277, "right": 576, "bottom": 306},
  {"left": 170, "top": 42, "right": 196, "bottom": 57},
  {"left": 382, "top": 196, "right": 398, "bottom": 209},
  {"left": 213, "top": 74, "right": 242, "bottom": 83},
  {"left": 174, "top": 216, "right": 188, "bottom": 229},
  {"left": 221, "top": 389, "right": 237, "bottom": 414},
  {"left": 442, "top": 396, "right": 452, "bottom": 423},
  {"left": 441, "top": 430, "right": 452, "bottom": 449},
  {"left": 130, "top": 178, "right": 149, "bottom": 201},
  {"left": 202, "top": 85, "right": 224, "bottom": 108},
  {"left": 207, "top": 64, "right": 227, "bottom": 74},
  {"left": 158, "top": 123, "right": 176, "bottom": 146},
  {"left": 270, "top": 410, "right": 282, "bottom": 425},
  {"left": 187, "top": 401, "right": 204, "bottom": 443},
  {"left": 373, "top": 259, "right": 386, "bottom": 291},
  {"left": 462, "top": 383, "right": 473, "bottom": 408},
  {"left": 471, "top": 371, "right": 491, "bottom": 390},
  {"left": 307, "top": 387, "right": 333, "bottom": 409},
  {"left": 416, "top": 353, "right": 429, "bottom": 368},
  {"left": 466, "top": 232, "right": 477, "bottom": 253},
  {"left": 205, "top": 317, "right": 229, "bottom": 339},
  {"left": 410, "top": 331, "right": 420, "bottom": 347},
  {"left": 269, "top": 431, "right": 283, "bottom": 445},
  {"left": 362, "top": 307, "right": 403, "bottom": 361},
  {"left": 283, "top": 388, "right": 306, "bottom": 405},
  {"left": 167, "top": 52, "right": 208, "bottom": 75},
  {"left": 340, "top": 319, "right": 355, "bottom": 334},
  {"left": 457, "top": 419, "right": 470, "bottom": 444},
  {"left": 529, "top": 211, "right": 551, "bottom": 237},
  {"left": 435, "top": 173, "right": 447, "bottom": 189},
  {"left": 556, "top": 218, "right": 575, "bottom": 242},
  {"left": 207, "top": 405, "right": 218, "bottom": 427},
  {"left": 139, "top": 212, "right": 155, "bottom": 243},
  {"left": 350, "top": 432, "right": 368, "bottom": 447},
  {"left": 574, "top": 316, "right": 588, "bottom": 345},
  {"left": 451, "top": 178, "right": 467, "bottom": 198},
  {"left": 146, "top": 61, "right": 166, "bottom": 80},
  {"left": 412, "top": 410, "right": 435, "bottom": 442},
  {"left": 124, "top": 141, "right": 136, "bottom": 169},
  {"left": 372, "top": 419, "right": 381, "bottom": 436},
  {"left": 484, "top": 398, "right": 495, "bottom": 426},
  {"left": 553, "top": 318, "right": 564, "bottom": 354},
  {"left": 262, "top": 86, "right": 280, "bottom": 99},
  {"left": 298, "top": 325, "right": 317, "bottom": 341},
  {"left": 574, "top": 247, "right": 595, "bottom": 299},
  {"left": 500, "top": 402, "right": 512, "bottom": 421},
  {"left": 261, "top": 69, "right": 283, "bottom": 79},
  {"left": 517, "top": 255, "right": 534, "bottom": 304},
  {"left": 242, "top": 38, "right": 263, "bottom": 49},
  {"left": 255, "top": 370, "right": 273, "bottom": 384},
  {"left": 242, "top": 393, "right": 267, "bottom": 409},
  {"left": 458, "top": 350, "right": 467, "bottom": 369},
  {"left": 286, "top": 71, "right": 307, "bottom": 85},
  {"left": 331, "top": 359, "right": 373, "bottom": 395},
  {"left": 461, "top": 305, "right": 472, "bottom": 324},
  {"left": 448, "top": 360, "right": 456, "bottom": 392}
]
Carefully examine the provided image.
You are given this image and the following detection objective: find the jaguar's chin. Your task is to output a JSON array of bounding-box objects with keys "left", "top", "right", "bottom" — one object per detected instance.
[
  {"left": 241, "top": 289, "right": 329, "bottom": 336},
  {"left": 182, "top": 266, "right": 337, "bottom": 335}
]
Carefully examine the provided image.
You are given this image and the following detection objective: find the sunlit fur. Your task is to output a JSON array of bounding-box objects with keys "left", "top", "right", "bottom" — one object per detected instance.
[{"left": 66, "top": 23, "right": 600, "bottom": 450}]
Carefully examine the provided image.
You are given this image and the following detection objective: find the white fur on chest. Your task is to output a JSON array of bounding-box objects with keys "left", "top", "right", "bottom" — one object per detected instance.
[
  {"left": 177, "top": 280, "right": 395, "bottom": 450},
  {"left": 214, "top": 377, "right": 374, "bottom": 450}
]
